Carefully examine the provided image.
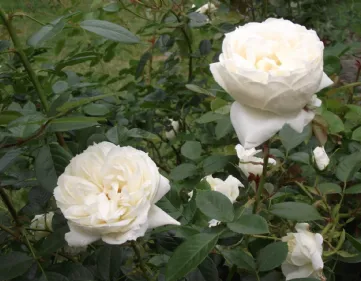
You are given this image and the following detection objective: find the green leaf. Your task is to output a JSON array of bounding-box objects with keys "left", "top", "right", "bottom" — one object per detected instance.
[
  {"left": 83, "top": 104, "right": 110, "bottom": 116},
  {"left": 203, "top": 155, "right": 232, "bottom": 174},
  {"left": 127, "top": 128, "right": 159, "bottom": 141},
  {"left": 279, "top": 124, "right": 311, "bottom": 152},
  {"left": 352, "top": 126, "right": 361, "bottom": 142},
  {"left": 97, "top": 245, "right": 125, "bottom": 281},
  {"left": 27, "top": 17, "right": 65, "bottom": 47},
  {"left": 227, "top": 214, "right": 269, "bottom": 235},
  {"left": 322, "top": 110, "right": 345, "bottom": 134},
  {"left": 36, "top": 228, "right": 67, "bottom": 256},
  {"left": 35, "top": 145, "right": 58, "bottom": 192},
  {"left": 67, "top": 264, "right": 94, "bottom": 281},
  {"left": 257, "top": 242, "right": 288, "bottom": 272},
  {"left": 80, "top": 20, "right": 139, "bottom": 44},
  {"left": 135, "top": 52, "right": 152, "bottom": 79},
  {"left": 288, "top": 278, "right": 320, "bottom": 281},
  {"left": 165, "top": 233, "right": 219, "bottom": 281},
  {"left": 187, "top": 256, "right": 218, "bottom": 281},
  {"left": 345, "top": 184, "right": 361, "bottom": 194},
  {"left": 55, "top": 51, "right": 99, "bottom": 71},
  {"left": 185, "top": 84, "right": 213, "bottom": 96},
  {"left": 49, "top": 117, "right": 103, "bottom": 132},
  {"left": 346, "top": 233, "right": 361, "bottom": 253},
  {"left": 170, "top": 164, "right": 197, "bottom": 181},
  {"left": 196, "top": 190, "right": 234, "bottom": 222},
  {"left": 38, "top": 272, "right": 69, "bottom": 281},
  {"left": 289, "top": 152, "right": 310, "bottom": 165},
  {"left": 57, "top": 93, "right": 119, "bottom": 113},
  {"left": 0, "top": 252, "right": 34, "bottom": 280},
  {"left": 196, "top": 112, "right": 223, "bottom": 124},
  {"left": 270, "top": 202, "right": 322, "bottom": 221},
  {"left": 188, "top": 12, "right": 209, "bottom": 28},
  {"left": 52, "top": 81, "right": 69, "bottom": 94},
  {"left": 49, "top": 143, "right": 72, "bottom": 175},
  {"left": 181, "top": 141, "right": 202, "bottom": 160},
  {"left": 102, "top": 2, "right": 120, "bottom": 12},
  {"left": 317, "top": 182, "right": 342, "bottom": 195},
  {"left": 0, "top": 148, "right": 22, "bottom": 173},
  {"left": 221, "top": 249, "right": 256, "bottom": 271},
  {"left": 199, "top": 39, "right": 212, "bottom": 56},
  {"left": 336, "top": 152, "right": 361, "bottom": 182},
  {"left": 324, "top": 55, "right": 342, "bottom": 75},
  {"left": 215, "top": 117, "right": 232, "bottom": 140},
  {"left": 0, "top": 111, "right": 22, "bottom": 125},
  {"left": 49, "top": 93, "right": 70, "bottom": 116}
]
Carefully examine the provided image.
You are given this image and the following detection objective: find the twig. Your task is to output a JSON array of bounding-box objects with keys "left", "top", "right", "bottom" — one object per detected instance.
[
  {"left": 0, "top": 223, "right": 18, "bottom": 237},
  {"left": 0, "top": 188, "right": 20, "bottom": 226},
  {"left": 12, "top": 12, "right": 46, "bottom": 26}
]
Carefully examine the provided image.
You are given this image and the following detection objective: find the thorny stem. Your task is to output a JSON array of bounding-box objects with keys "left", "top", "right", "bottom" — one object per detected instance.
[
  {"left": 0, "top": 8, "right": 67, "bottom": 148},
  {"left": 0, "top": 188, "right": 20, "bottom": 226},
  {"left": 253, "top": 143, "right": 269, "bottom": 213}
]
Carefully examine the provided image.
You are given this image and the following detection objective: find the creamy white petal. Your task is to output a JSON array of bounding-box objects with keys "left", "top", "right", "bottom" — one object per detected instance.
[
  {"left": 231, "top": 102, "right": 314, "bottom": 149},
  {"left": 317, "top": 72, "right": 333, "bottom": 92},
  {"left": 147, "top": 205, "right": 180, "bottom": 229},
  {"left": 65, "top": 222, "right": 100, "bottom": 247},
  {"left": 152, "top": 175, "right": 170, "bottom": 203},
  {"left": 282, "top": 263, "right": 315, "bottom": 280},
  {"left": 102, "top": 222, "right": 148, "bottom": 245}
]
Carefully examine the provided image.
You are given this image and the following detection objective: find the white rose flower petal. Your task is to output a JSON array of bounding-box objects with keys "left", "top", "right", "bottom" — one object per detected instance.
[
  {"left": 282, "top": 223, "right": 324, "bottom": 280},
  {"left": 313, "top": 146, "right": 330, "bottom": 170},
  {"left": 54, "top": 142, "right": 180, "bottom": 247},
  {"left": 189, "top": 175, "right": 244, "bottom": 227},
  {"left": 236, "top": 144, "right": 276, "bottom": 177},
  {"left": 196, "top": 3, "right": 217, "bottom": 14},
  {"left": 210, "top": 18, "right": 333, "bottom": 148},
  {"left": 165, "top": 118, "right": 179, "bottom": 140},
  {"left": 30, "top": 212, "right": 54, "bottom": 241}
]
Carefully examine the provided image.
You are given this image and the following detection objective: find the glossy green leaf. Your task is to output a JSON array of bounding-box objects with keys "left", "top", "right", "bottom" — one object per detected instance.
[
  {"left": 322, "top": 110, "right": 344, "bottom": 133},
  {"left": 257, "top": 242, "right": 288, "bottom": 272},
  {"left": 49, "top": 117, "right": 103, "bottom": 132},
  {"left": 83, "top": 104, "right": 110, "bottom": 116},
  {"left": 352, "top": 126, "right": 361, "bottom": 142},
  {"left": 165, "top": 233, "right": 219, "bottom": 281},
  {"left": 80, "top": 20, "right": 139, "bottom": 44},
  {"left": 27, "top": 17, "right": 65, "bottom": 47},
  {"left": 35, "top": 145, "right": 58, "bottom": 192},
  {"left": 181, "top": 141, "right": 202, "bottom": 160},
  {"left": 336, "top": 152, "right": 361, "bottom": 182},
  {"left": 97, "top": 245, "right": 125, "bottom": 281},
  {"left": 0, "top": 252, "right": 34, "bottom": 280},
  {"left": 227, "top": 214, "right": 269, "bottom": 235},
  {"left": 270, "top": 202, "right": 322, "bottom": 221},
  {"left": 279, "top": 124, "right": 311, "bottom": 152},
  {"left": 345, "top": 184, "right": 361, "bottom": 194},
  {"left": 196, "top": 190, "right": 234, "bottom": 222},
  {"left": 317, "top": 182, "right": 342, "bottom": 195},
  {"left": 52, "top": 81, "right": 69, "bottom": 94},
  {"left": 170, "top": 164, "right": 197, "bottom": 181},
  {"left": 221, "top": 249, "right": 256, "bottom": 271},
  {"left": 0, "top": 148, "right": 22, "bottom": 173}
]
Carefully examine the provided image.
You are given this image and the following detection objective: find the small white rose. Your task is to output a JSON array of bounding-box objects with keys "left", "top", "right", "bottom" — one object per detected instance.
[
  {"left": 282, "top": 223, "right": 324, "bottom": 280},
  {"left": 189, "top": 175, "right": 244, "bottom": 227},
  {"left": 196, "top": 3, "right": 217, "bottom": 14},
  {"left": 54, "top": 142, "right": 180, "bottom": 247},
  {"left": 236, "top": 144, "right": 276, "bottom": 177},
  {"left": 165, "top": 118, "right": 179, "bottom": 140},
  {"left": 210, "top": 18, "right": 333, "bottom": 148},
  {"left": 30, "top": 212, "right": 54, "bottom": 241},
  {"left": 313, "top": 146, "right": 330, "bottom": 170}
]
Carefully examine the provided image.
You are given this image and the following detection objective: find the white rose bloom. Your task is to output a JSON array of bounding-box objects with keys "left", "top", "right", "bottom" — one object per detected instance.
[
  {"left": 165, "top": 118, "right": 179, "bottom": 140},
  {"left": 236, "top": 144, "right": 276, "bottom": 177},
  {"left": 313, "top": 146, "right": 330, "bottom": 170},
  {"left": 189, "top": 175, "right": 243, "bottom": 227},
  {"left": 210, "top": 18, "right": 333, "bottom": 148},
  {"left": 54, "top": 142, "right": 180, "bottom": 247},
  {"left": 282, "top": 223, "right": 324, "bottom": 280},
  {"left": 196, "top": 3, "right": 217, "bottom": 14},
  {"left": 30, "top": 212, "right": 54, "bottom": 241}
]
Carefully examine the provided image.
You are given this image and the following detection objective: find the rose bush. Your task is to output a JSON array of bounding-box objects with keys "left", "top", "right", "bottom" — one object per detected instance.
[
  {"left": 210, "top": 18, "right": 334, "bottom": 148},
  {"left": 54, "top": 142, "right": 179, "bottom": 247},
  {"left": 0, "top": 1, "right": 360, "bottom": 281}
]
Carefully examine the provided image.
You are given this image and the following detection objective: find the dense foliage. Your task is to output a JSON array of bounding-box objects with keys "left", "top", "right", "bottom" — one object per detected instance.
[{"left": 0, "top": 0, "right": 361, "bottom": 281}]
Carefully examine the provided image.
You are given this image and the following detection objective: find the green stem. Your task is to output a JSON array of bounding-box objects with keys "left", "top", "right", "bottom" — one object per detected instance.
[
  {"left": 13, "top": 12, "right": 46, "bottom": 26},
  {"left": 0, "top": 9, "right": 49, "bottom": 112},
  {"left": 253, "top": 143, "right": 269, "bottom": 213},
  {"left": 0, "top": 8, "right": 67, "bottom": 148},
  {"left": 252, "top": 234, "right": 281, "bottom": 241},
  {"left": 0, "top": 188, "right": 20, "bottom": 226},
  {"left": 0, "top": 223, "right": 18, "bottom": 237}
]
